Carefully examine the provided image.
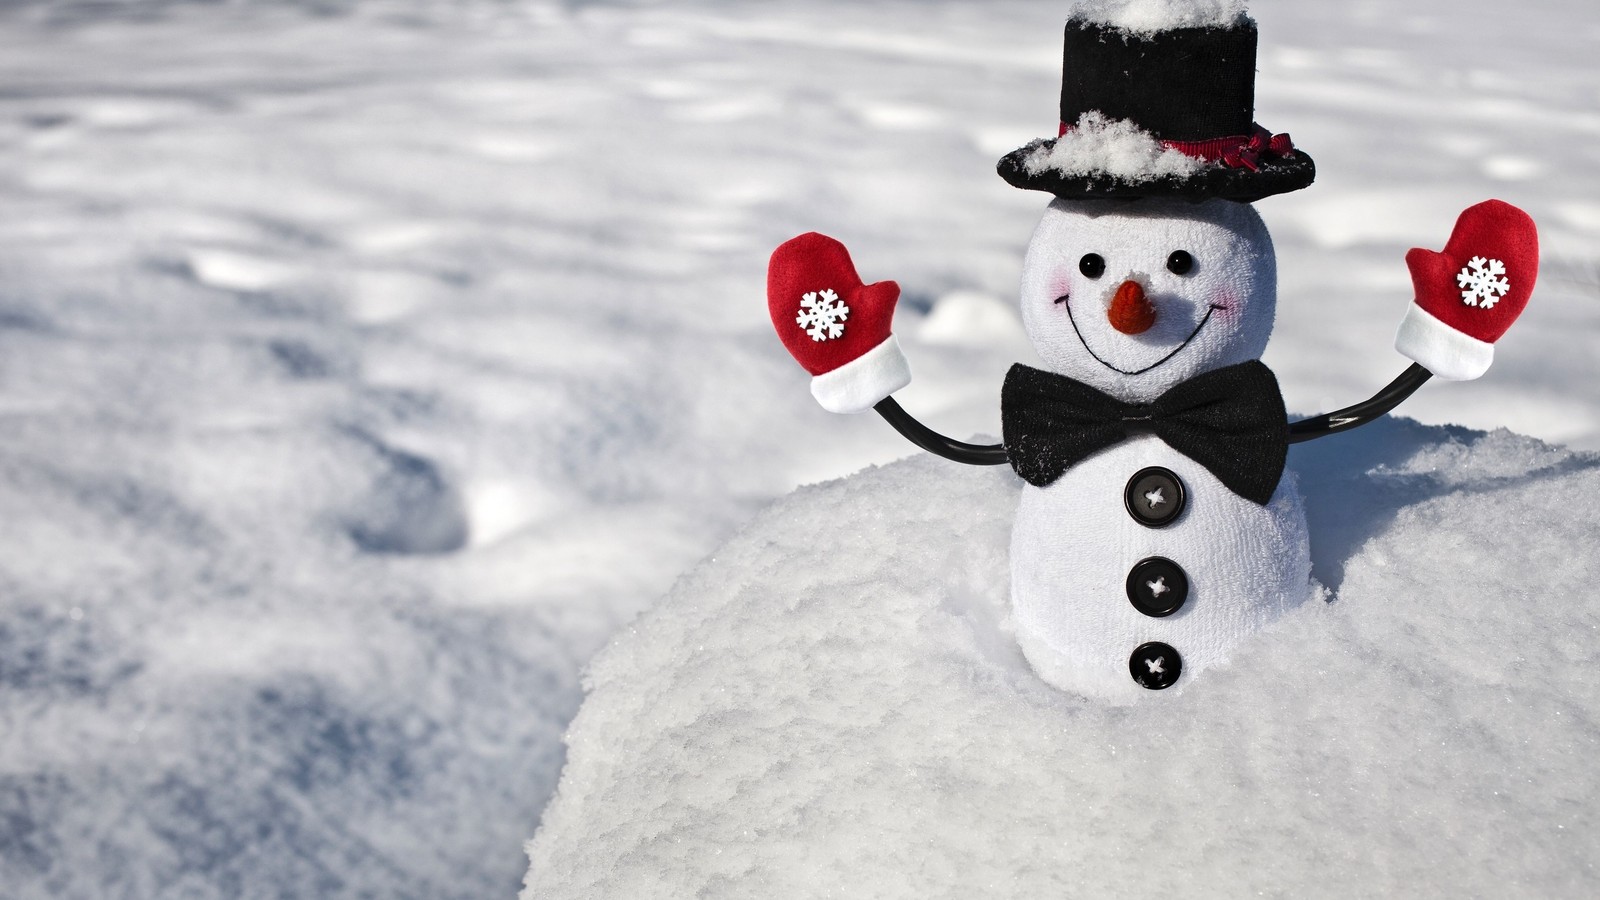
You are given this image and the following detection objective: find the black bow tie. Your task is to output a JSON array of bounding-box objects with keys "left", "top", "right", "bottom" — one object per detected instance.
[{"left": 1001, "top": 360, "right": 1288, "bottom": 505}]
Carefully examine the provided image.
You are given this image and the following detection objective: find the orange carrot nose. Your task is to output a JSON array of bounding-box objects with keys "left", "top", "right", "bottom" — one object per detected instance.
[{"left": 1108, "top": 279, "right": 1156, "bottom": 335}]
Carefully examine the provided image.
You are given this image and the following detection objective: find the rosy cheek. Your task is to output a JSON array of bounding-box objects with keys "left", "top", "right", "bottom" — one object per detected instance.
[
  {"left": 1210, "top": 290, "right": 1241, "bottom": 323},
  {"left": 1048, "top": 273, "right": 1074, "bottom": 303}
]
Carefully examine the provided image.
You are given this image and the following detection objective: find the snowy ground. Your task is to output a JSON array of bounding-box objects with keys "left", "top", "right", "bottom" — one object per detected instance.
[
  {"left": 524, "top": 425, "right": 1600, "bottom": 898},
  {"left": 0, "top": 0, "right": 1595, "bottom": 897}
]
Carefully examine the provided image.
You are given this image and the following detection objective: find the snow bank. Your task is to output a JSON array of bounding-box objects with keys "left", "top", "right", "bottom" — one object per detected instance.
[
  {"left": 1022, "top": 112, "right": 1204, "bottom": 182},
  {"left": 524, "top": 421, "right": 1600, "bottom": 898},
  {"left": 1071, "top": 0, "right": 1251, "bottom": 35}
]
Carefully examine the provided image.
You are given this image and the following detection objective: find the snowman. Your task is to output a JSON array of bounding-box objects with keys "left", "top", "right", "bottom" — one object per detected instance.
[{"left": 766, "top": 5, "right": 1539, "bottom": 703}]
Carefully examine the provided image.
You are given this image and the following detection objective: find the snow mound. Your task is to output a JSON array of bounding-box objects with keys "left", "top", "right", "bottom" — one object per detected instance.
[
  {"left": 1071, "top": 0, "right": 1251, "bottom": 35},
  {"left": 525, "top": 421, "right": 1600, "bottom": 898},
  {"left": 1022, "top": 112, "right": 1204, "bottom": 183}
]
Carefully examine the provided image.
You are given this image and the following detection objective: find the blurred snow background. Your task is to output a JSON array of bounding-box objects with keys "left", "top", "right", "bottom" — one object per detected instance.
[{"left": 0, "top": 0, "right": 1594, "bottom": 897}]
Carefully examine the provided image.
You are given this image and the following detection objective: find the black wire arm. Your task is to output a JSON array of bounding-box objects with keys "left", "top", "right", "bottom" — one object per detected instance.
[
  {"left": 872, "top": 363, "right": 1436, "bottom": 465},
  {"left": 873, "top": 397, "right": 1009, "bottom": 465},
  {"left": 1285, "top": 363, "right": 1432, "bottom": 444}
]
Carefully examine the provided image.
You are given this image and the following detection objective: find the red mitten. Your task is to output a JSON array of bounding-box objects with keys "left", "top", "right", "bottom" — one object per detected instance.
[
  {"left": 768, "top": 232, "right": 911, "bottom": 413},
  {"left": 1395, "top": 199, "right": 1539, "bottom": 380}
]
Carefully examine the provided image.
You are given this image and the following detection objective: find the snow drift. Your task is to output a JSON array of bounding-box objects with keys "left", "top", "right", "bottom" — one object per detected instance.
[{"left": 524, "top": 420, "right": 1600, "bottom": 898}]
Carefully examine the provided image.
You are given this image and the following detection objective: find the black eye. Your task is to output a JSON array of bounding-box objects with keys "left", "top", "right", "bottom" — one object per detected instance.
[
  {"left": 1166, "top": 250, "right": 1194, "bottom": 275},
  {"left": 1078, "top": 253, "right": 1105, "bottom": 279}
]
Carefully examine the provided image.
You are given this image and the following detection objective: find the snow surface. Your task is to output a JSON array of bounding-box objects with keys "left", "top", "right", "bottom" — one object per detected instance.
[
  {"left": 0, "top": 0, "right": 1594, "bottom": 896},
  {"left": 1021, "top": 111, "right": 1205, "bottom": 182},
  {"left": 525, "top": 424, "right": 1600, "bottom": 897},
  {"left": 1072, "top": 0, "right": 1251, "bottom": 35}
]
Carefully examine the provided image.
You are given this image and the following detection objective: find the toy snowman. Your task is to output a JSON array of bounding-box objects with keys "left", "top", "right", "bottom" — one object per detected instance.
[{"left": 766, "top": 5, "right": 1539, "bottom": 703}]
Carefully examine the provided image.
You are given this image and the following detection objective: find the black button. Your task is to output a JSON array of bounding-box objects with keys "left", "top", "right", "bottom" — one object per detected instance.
[
  {"left": 1124, "top": 467, "right": 1185, "bottom": 528},
  {"left": 1125, "top": 557, "right": 1189, "bottom": 617},
  {"left": 1129, "top": 642, "right": 1182, "bottom": 690}
]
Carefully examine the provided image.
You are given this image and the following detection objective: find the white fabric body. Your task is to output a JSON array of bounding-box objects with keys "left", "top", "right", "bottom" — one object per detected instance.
[
  {"left": 1394, "top": 300, "right": 1494, "bottom": 381},
  {"left": 810, "top": 334, "right": 912, "bottom": 414},
  {"left": 1011, "top": 197, "right": 1311, "bottom": 701},
  {"left": 1010, "top": 437, "right": 1313, "bottom": 703}
]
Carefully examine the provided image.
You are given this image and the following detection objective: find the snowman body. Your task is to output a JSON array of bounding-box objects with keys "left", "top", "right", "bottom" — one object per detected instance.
[
  {"left": 1011, "top": 439, "right": 1310, "bottom": 702},
  {"left": 1009, "top": 197, "right": 1312, "bottom": 702},
  {"left": 766, "top": 11, "right": 1536, "bottom": 705}
]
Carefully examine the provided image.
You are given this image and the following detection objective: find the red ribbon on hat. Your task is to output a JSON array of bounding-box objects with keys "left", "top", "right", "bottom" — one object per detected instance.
[
  {"left": 1056, "top": 121, "right": 1294, "bottom": 172},
  {"left": 1172, "top": 124, "right": 1295, "bottom": 172}
]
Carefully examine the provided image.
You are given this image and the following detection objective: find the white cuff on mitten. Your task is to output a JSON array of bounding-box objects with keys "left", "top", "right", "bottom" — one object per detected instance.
[
  {"left": 1394, "top": 301, "right": 1495, "bottom": 381},
  {"left": 810, "top": 335, "right": 912, "bottom": 414}
]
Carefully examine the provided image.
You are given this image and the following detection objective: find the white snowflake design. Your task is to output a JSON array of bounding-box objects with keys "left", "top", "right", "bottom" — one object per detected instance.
[
  {"left": 1457, "top": 256, "right": 1511, "bottom": 308},
  {"left": 796, "top": 288, "right": 849, "bottom": 341}
]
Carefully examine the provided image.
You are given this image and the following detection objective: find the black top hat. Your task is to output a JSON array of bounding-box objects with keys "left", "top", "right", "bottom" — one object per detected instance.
[{"left": 997, "top": 16, "right": 1314, "bottom": 202}]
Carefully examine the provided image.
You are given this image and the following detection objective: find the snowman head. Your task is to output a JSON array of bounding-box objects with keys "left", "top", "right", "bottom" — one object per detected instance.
[{"left": 1019, "top": 198, "right": 1277, "bottom": 402}]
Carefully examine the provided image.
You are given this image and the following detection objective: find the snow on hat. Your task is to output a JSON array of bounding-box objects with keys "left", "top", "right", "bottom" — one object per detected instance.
[{"left": 997, "top": 1, "right": 1315, "bottom": 202}]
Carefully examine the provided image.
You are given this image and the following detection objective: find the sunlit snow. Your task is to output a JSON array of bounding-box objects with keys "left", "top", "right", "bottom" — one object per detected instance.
[
  {"left": 526, "top": 425, "right": 1600, "bottom": 898},
  {"left": 0, "top": 0, "right": 1594, "bottom": 897}
]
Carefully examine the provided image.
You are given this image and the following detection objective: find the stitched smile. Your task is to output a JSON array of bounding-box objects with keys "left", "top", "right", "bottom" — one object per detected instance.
[{"left": 1061, "top": 296, "right": 1223, "bottom": 376}]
